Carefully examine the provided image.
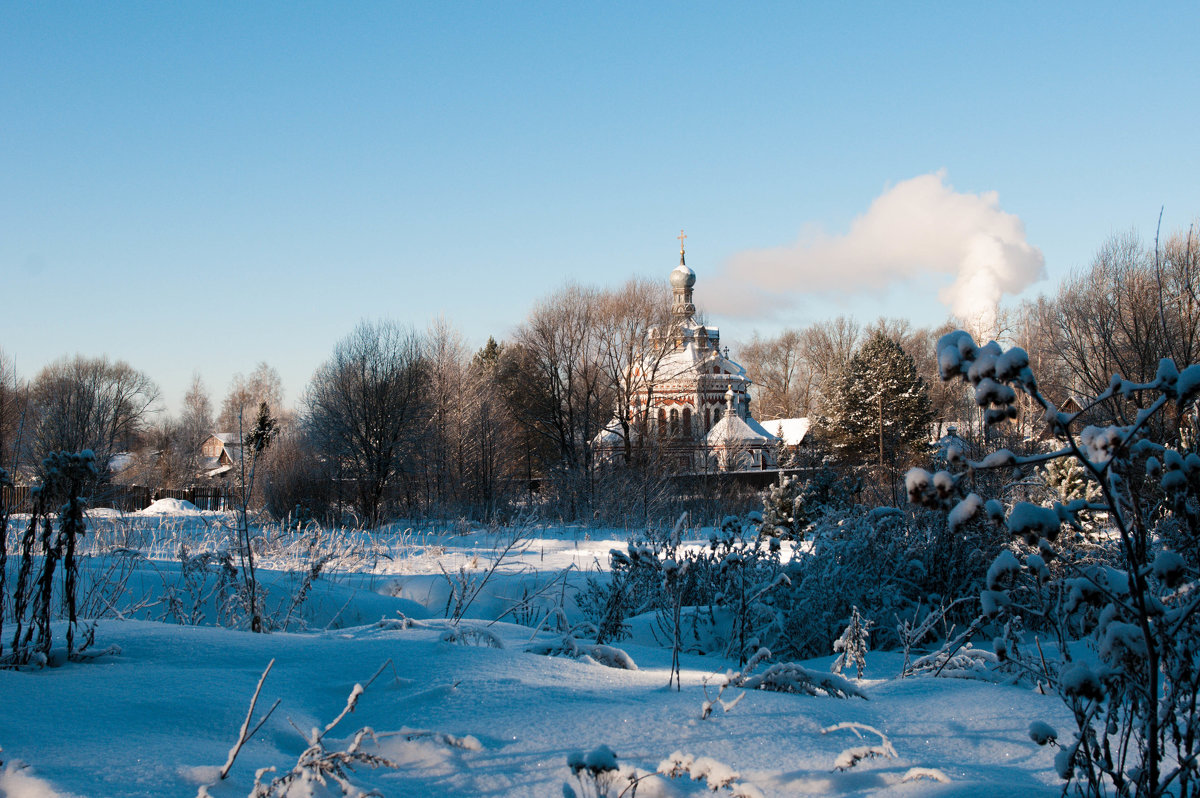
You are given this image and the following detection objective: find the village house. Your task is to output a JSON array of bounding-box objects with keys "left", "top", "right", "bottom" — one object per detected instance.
[{"left": 199, "top": 433, "right": 243, "bottom": 479}]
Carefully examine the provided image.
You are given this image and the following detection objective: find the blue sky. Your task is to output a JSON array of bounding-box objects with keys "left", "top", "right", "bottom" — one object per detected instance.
[{"left": 3, "top": 2, "right": 1197, "bottom": 413}]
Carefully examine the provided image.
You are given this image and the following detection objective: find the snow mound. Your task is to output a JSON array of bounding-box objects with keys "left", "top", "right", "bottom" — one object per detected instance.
[
  {"left": 86, "top": 507, "right": 125, "bottom": 518},
  {"left": 137, "top": 498, "right": 201, "bottom": 515}
]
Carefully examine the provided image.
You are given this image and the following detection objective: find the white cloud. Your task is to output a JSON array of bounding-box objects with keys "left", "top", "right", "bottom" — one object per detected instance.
[{"left": 706, "top": 172, "right": 1045, "bottom": 334}]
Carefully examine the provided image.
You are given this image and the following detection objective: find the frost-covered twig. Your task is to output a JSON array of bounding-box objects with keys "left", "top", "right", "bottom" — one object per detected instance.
[
  {"left": 700, "top": 675, "right": 747, "bottom": 720},
  {"left": 526, "top": 636, "right": 637, "bottom": 669},
  {"left": 279, "top": 552, "right": 333, "bottom": 629},
  {"left": 821, "top": 722, "right": 897, "bottom": 770},
  {"left": 252, "top": 660, "right": 401, "bottom": 797},
  {"left": 440, "top": 624, "right": 504, "bottom": 648},
  {"left": 489, "top": 565, "right": 575, "bottom": 628},
  {"left": 896, "top": 597, "right": 971, "bottom": 678},
  {"left": 444, "top": 524, "right": 532, "bottom": 623},
  {"left": 219, "top": 658, "right": 281, "bottom": 780},
  {"left": 931, "top": 614, "right": 986, "bottom": 678}
]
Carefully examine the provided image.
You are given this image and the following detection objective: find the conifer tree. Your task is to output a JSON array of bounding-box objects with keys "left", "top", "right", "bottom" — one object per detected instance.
[
  {"left": 824, "top": 331, "right": 934, "bottom": 472},
  {"left": 1040, "top": 456, "right": 1102, "bottom": 536},
  {"left": 831, "top": 605, "right": 871, "bottom": 679},
  {"left": 759, "top": 473, "right": 802, "bottom": 539}
]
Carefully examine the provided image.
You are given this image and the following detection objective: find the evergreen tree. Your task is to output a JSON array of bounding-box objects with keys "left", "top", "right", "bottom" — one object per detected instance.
[
  {"left": 473, "top": 336, "right": 504, "bottom": 369},
  {"left": 1040, "top": 456, "right": 1102, "bottom": 537},
  {"left": 759, "top": 473, "right": 802, "bottom": 539},
  {"left": 824, "top": 331, "right": 934, "bottom": 471},
  {"left": 831, "top": 605, "right": 872, "bottom": 679},
  {"left": 770, "top": 423, "right": 794, "bottom": 469}
]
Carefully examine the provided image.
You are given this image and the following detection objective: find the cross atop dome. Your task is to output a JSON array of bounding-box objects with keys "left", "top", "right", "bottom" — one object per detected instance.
[{"left": 669, "top": 232, "right": 697, "bottom": 322}]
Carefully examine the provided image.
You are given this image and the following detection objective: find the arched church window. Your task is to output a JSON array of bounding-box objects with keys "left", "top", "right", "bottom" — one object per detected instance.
[
  {"left": 669, "top": 408, "right": 679, "bottom": 436},
  {"left": 705, "top": 408, "right": 711, "bottom": 431},
  {"left": 682, "top": 407, "right": 692, "bottom": 437},
  {"left": 657, "top": 408, "right": 667, "bottom": 436}
]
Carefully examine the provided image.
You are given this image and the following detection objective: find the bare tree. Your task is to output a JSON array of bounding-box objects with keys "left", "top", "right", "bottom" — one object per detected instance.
[
  {"left": 459, "top": 339, "right": 523, "bottom": 519},
  {"left": 414, "top": 318, "right": 472, "bottom": 517},
  {"left": 1156, "top": 221, "right": 1200, "bottom": 370},
  {"left": 25, "top": 355, "right": 159, "bottom": 480},
  {"left": 1024, "top": 227, "right": 1200, "bottom": 437},
  {"left": 737, "top": 329, "right": 809, "bottom": 419},
  {"left": 179, "top": 373, "right": 214, "bottom": 478},
  {"left": 218, "top": 362, "right": 285, "bottom": 433},
  {"left": 595, "top": 278, "right": 673, "bottom": 464},
  {"left": 0, "top": 350, "right": 25, "bottom": 475},
  {"left": 505, "top": 284, "right": 611, "bottom": 517},
  {"left": 121, "top": 416, "right": 184, "bottom": 488},
  {"left": 800, "top": 316, "right": 861, "bottom": 408},
  {"left": 1039, "top": 232, "right": 1164, "bottom": 400},
  {"left": 304, "top": 321, "right": 426, "bottom": 527}
]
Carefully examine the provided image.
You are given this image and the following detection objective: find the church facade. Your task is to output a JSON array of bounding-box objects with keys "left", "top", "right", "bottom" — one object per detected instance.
[{"left": 595, "top": 240, "right": 778, "bottom": 472}]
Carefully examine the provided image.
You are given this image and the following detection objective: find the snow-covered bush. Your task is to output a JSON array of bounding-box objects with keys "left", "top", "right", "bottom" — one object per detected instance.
[
  {"left": 162, "top": 543, "right": 240, "bottom": 627},
  {"left": 3, "top": 451, "right": 116, "bottom": 668},
  {"left": 580, "top": 542, "right": 662, "bottom": 644},
  {"left": 658, "top": 751, "right": 764, "bottom": 796},
  {"left": 581, "top": 520, "right": 789, "bottom": 663},
  {"left": 564, "top": 745, "right": 634, "bottom": 798},
  {"left": 741, "top": 661, "right": 866, "bottom": 699},
  {"left": 909, "top": 328, "right": 1200, "bottom": 797},
  {"left": 565, "top": 745, "right": 767, "bottom": 798},
  {"left": 770, "top": 501, "right": 1004, "bottom": 661},
  {"left": 758, "top": 465, "right": 859, "bottom": 541},
  {"left": 706, "top": 646, "right": 867, "bottom": 700}
]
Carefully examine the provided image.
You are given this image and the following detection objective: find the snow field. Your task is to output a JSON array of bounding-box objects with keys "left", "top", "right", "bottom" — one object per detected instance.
[
  {"left": 0, "top": 511, "right": 1071, "bottom": 797},
  {"left": 0, "top": 621, "right": 1071, "bottom": 797}
]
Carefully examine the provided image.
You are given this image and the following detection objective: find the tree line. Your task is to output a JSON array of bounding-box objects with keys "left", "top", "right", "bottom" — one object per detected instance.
[{"left": 1, "top": 222, "right": 1195, "bottom": 526}]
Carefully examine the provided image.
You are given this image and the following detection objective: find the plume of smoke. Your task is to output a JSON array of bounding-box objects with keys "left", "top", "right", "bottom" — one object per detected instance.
[{"left": 707, "top": 172, "right": 1045, "bottom": 336}]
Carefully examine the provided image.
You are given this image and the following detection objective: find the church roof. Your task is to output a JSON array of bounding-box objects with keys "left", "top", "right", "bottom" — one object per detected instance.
[
  {"left": 706, "top": 411, "right": 777, "bottom": 447},
  {"left": 670, "top": 262, "right": 696, "bottom": 289}
]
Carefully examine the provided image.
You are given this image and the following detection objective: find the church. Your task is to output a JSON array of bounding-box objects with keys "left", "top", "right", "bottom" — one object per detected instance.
[{"left": 595, "top": 237, "right": 780, "bottom": 471}]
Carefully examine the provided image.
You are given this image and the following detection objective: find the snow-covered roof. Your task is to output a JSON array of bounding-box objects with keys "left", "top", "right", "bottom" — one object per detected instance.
[
  {"left": 650, "top": 339, "right": 748, "bottom": 390},
  {"left": 108, "top": 452, "right": 135, "bottom": 473},
  {"left": 766, "top": 418, "right": 810, "bottom": 446},
  {"left": 213, "top": 433, "right": 239, "bottom": 444},
  {"left": 706, "top": 412, "right": 777, "bottom": 447}
]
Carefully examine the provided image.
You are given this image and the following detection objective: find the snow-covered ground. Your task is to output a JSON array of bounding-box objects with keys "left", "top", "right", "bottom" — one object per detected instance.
[{"left": 0, "top": 509, "right": 1072, "bottom": 797}]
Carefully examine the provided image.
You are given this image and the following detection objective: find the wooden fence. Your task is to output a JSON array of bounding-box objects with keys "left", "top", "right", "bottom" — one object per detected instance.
[{"left": 0, "top": 484, "right": 235, "bottom": 514}]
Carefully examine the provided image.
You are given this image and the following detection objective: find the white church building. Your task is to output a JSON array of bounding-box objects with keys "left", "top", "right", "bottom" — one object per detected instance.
[{"left": 595, "top": 239, "right": 782, "bottom": 471}]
